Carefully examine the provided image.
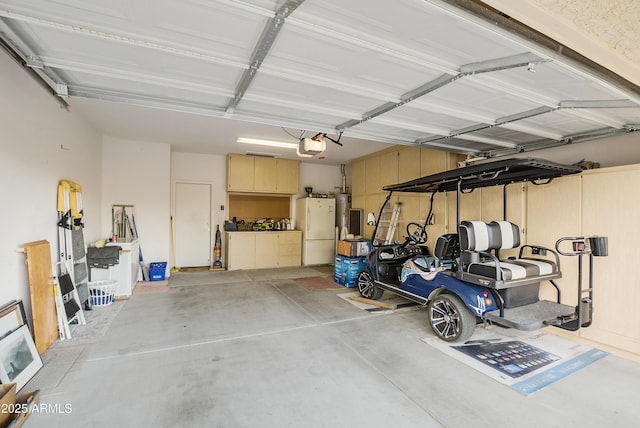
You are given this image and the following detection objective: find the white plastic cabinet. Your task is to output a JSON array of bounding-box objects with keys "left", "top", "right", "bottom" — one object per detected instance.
[{"left": 90, "top": 239, "right": 140, "bottom": 298}]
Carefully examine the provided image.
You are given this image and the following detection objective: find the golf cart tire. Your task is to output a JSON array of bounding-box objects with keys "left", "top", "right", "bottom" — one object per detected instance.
[
  {"left": 427, "top": 293, "right": 476, "bottom": 342},
  {"left": 357, "top": 268, "right": 383, "bottom": 300}
]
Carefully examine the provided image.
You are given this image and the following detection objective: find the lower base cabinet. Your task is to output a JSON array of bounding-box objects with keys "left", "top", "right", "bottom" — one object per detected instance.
[{"left": 226, "top": 231, "right": 302, "bottom": 271}]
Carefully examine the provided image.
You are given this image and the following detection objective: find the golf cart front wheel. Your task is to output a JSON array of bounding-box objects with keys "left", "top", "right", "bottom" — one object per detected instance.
[
  {"left": 357, "top": 268, "right": 383, "bottom": 300},
  {"left": 427, "top": 294, "right": 476, "bottom": 342}
]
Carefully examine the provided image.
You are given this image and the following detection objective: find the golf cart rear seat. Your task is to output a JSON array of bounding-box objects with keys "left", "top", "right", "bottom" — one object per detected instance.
[{"left": 457, "top": 220, "right": 561, "bottom": 290}]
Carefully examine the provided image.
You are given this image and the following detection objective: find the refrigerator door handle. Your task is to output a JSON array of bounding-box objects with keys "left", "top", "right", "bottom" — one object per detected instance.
[{"left": 307, "top": 208, "right": 310, "bottom": 231}]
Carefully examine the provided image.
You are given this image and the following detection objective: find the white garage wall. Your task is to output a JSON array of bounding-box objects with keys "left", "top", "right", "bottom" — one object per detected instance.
[
  {"left": 0, "top": 51, "right": 102, "bottom": 322},
  {"left": 101, "top": 136, "right": 171, "bottom": 274},
  {"left": 170, "top": 152, "right": 227, "bottom": 266},
  {"left": 297, "top": 162, "right": 349, "bottom": 197}
]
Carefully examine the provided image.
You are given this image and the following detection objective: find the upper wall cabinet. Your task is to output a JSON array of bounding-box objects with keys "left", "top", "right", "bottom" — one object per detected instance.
[
  {"left": 276, "top": 158, "right": 300, "bottom": 194},
  {"left": 227, "top": 154, "right": 300, "bottom": 194},
  {"left": 227, "top": 154, "right": 255, "bottom": 192}
]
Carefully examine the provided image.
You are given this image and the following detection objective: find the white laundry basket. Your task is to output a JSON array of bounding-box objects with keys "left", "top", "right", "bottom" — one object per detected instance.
[{"left": 88, "top": 280, "right": 117, "bottom": 307}]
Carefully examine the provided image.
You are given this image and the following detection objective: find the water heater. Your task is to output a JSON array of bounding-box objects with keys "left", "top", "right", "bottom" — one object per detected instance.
[{"left": 336, "top": 193, "right": 351, "bottom": 232}]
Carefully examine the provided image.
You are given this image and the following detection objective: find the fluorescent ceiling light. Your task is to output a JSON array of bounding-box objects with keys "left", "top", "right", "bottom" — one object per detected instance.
[{"left": 236, "top": 137, "right": 297, "bottom": 149}]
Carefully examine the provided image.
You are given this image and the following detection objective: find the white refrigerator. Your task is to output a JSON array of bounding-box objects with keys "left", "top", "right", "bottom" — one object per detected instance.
[{"left": 296, "top": 197, "right": 336, "bottom": 265}]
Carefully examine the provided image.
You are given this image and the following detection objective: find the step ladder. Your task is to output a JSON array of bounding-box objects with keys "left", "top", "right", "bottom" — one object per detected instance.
[
  {"left": 374, "top": 202, "right": 401, "bottom": 245},
  {"left": 57, "top": 179, "right": 89, "bottom": 337},
  {"left": 53, "top": 261, "right": 86, "bottom": 340}
]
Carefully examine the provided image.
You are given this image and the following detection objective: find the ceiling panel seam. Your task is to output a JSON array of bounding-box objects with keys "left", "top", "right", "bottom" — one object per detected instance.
[
  {"left": 0, "top": 31, "right": 69, "bottom": 109},
  {"left": 66, "top": 84, "right": 349, "bottom": 135},
  {"left": 449, "top": 73, "right": 639, "bottom": 128},
  {"left": 0, "top": 9, "right": 249, "bottom": 69},
  {"left": 40, "top": 56, "right": 235, "bottom": 98},
  {"left": 225, "top": 0, "right": 305, "bottom": 113},
  {"left": 0, "top": 16, "right": 68, "bottom": 87},
  {"left": 336, "top": 53, "right": 547, "bottom": 131},
  {"left": 416, "top": 100, "right": 639, "bottom": 147},
  {"left": 284, "top": 13, "right": 458, "bottom": 74},
  {"left": 483, "top": 127, "right": 639, "bottom": 158}
]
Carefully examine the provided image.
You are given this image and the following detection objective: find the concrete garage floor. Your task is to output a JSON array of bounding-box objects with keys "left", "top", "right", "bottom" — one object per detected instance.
[{"left": 26, "top": 266, "right": 640, "bottom": 427}]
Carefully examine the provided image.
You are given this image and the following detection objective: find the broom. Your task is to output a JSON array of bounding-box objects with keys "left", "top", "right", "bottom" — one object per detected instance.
[{"left": 170, "top": 216, "right": 180, "bottom": 273}]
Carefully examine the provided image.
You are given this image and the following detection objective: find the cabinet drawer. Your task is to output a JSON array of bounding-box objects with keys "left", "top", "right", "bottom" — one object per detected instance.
[
  {"left": 279, "top": 232, "right": 302, "bottom": 245},
  {"left": 279, "top": 243, "right": 301, "bottom": 257},
  {"left": 279, "top": 255, "right": 301, "bottom": 267}
]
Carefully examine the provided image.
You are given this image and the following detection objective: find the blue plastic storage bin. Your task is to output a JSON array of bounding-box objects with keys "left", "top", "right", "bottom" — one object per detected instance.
[{"left": 149, "top": 262, "right": 167, "bottom": 281}]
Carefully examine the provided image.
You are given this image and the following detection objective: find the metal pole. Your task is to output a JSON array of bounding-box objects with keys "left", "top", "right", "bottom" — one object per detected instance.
[
  {"left": 503, "top": 184, "right": 508, "bottom": 220},
  {"left": 456, "top": 179, "right": 461, "bottom": 227}
]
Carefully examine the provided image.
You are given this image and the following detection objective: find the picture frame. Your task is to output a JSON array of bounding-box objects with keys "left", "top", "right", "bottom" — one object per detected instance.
[
  {"left": 0, "top": 300, "right": 27, "bottom": 340},
  {"left": 0, "top": 325, "right": 42, "bottom": 390}
]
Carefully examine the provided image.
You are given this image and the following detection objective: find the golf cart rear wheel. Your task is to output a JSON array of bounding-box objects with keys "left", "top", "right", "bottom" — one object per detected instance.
[
  {"left": 357, "top": 268, "right": 383, "bottom": 300},
  {"left": 427, "top": 294, "right": 476, "bottom": 342}
]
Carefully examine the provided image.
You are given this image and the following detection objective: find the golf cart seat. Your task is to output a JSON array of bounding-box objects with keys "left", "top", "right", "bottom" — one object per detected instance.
[{"left": 457, "top": 220, "right": 561, "bottom": 289}]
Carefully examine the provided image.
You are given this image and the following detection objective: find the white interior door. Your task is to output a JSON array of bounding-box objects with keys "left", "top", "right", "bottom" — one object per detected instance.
[{"left": 175, "top": 183, "right": 211, "bottom": 267}]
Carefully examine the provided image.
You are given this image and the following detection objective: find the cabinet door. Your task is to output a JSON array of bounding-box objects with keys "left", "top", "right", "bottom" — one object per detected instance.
[
  {"left": 398, "top": 146, "right": 421, "bottom": 182},
  {"left": 276, "top": 158, "right": 300, "bottom": 194},
  {"left": 255, "top": 233, "right": 279, "bottom": 268},
  {"left": 228, "top": 154, "right": 255, "bottom": 192},
  {"left": 380, "top": 150, "right": 399, "bottom": 187},
  {"left": 420, "top": 148, "right": 448, "bottom": 176},
  {"left": 365, "top": 156, "right": 382, "bottom": 194},
  {"left": 351, "top": 159, "right": 365, "bottom": 195},
  {"left": 227, "top": 233, "right": 255, "bottom": 270},
  {"left": 254, "top": 157, "right": 277, "bottom": 192}
]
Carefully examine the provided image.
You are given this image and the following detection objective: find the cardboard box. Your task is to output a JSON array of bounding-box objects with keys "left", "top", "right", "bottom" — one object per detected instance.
[
  {"left": 0, "top": 384, "right": 40, "bottom": 428},
  {"left": 337, "top": 239, "right": 371, "bottom": 258},
  {"left": 334, "top": 255, "right": 367, "bottom": 288},
  {"left": 7, "top": 389, "right": 40, "bottom": 428},
  {"left": 0, "top": 384, "right": 17, "bottom": 428}
]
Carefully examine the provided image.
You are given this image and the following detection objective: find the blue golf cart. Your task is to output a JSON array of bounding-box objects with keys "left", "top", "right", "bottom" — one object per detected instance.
[{"left": 357, "top": 157, "right": 608, "bottom": 342}]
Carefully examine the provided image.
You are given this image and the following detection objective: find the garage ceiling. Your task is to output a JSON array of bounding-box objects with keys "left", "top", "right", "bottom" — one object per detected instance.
[{"left": 1, "top": 0, "right": 639, "bottom": 163}]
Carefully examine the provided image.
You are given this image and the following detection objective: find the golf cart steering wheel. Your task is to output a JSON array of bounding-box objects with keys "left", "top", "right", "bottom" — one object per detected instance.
[{"left": 404, "top": 222, "right": 428, "bottom": 245}]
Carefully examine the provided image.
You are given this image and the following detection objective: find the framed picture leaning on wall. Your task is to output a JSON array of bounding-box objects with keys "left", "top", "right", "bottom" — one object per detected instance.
[{"left": 0, "top": 325, "right": 42, "bottom": 390}]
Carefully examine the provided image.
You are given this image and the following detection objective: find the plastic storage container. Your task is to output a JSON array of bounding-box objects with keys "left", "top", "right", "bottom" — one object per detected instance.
[
  {"left": 88, "top": 280, "right": 117, "bottom": 306},
  {"left": 149, "top": 262, "right": 167, "bottom": 281}
]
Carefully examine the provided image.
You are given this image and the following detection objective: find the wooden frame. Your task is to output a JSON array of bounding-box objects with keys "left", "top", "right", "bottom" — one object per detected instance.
[
  {"left": 0, "top": 325, "right": 43, "bottom": 391},
  {"left": 0, "top": 300, "right": 27, "bottom": 340}
]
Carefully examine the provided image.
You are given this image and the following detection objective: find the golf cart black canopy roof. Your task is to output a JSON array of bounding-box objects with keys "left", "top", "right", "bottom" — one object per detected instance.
[{"left": 382, "top": 157, "right": 582, "bottom": 193}]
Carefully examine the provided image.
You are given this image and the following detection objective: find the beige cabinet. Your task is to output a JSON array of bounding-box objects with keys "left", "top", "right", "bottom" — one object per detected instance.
[
  {"left": 351, "top": 146, "right": 467, "bottom": 246},
  {"left": 380, "top": 150, "right": 399, "bottom": 187},
  {"left": 226, "top": 232, "right": 256, "bottom": 270},
  {"left": 226, "top": 231, "right": 302, "bottom": 270},
  {"left": 276, "top": 158, "right": 300, "bottom": 194},
  {"left": 365, "top": 156, "right": 382, "bottom": 194},
  {"left": 351, "top": 158, "right": 365, "bottom": 195},
  {"left": 278, "top": 231, "right": 302, "bottom": 267},
  {"left": 420, "top": 148, "right": 448, "bottom": 176},
  {"left": 254, "top": 157, "right": 277, "bottom": 192},
  {"left": 227, "top": 154, "right": 255, "bottom": 192},
  {"left": 227, "top": 154, "right": 300, "bottom": 194},
  {"left": 255, "top": 233, "right": 280, "bottom": 268},
  {"left": 398, "top": 146, "right": 421, "bottom": 183}
]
